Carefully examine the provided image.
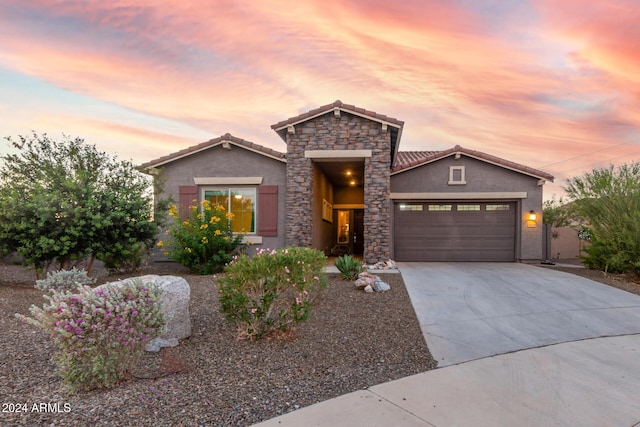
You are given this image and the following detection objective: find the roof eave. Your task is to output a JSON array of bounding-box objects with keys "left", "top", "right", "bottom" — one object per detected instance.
[
  {"left": 391, "top": 147, "right": 554, "bottom": 182},
  {"left": 139, "top": 135, "right": 286, "bottom": 171},
  {"left": 272, "top": 106, "right": 403, "bottom": 133}
]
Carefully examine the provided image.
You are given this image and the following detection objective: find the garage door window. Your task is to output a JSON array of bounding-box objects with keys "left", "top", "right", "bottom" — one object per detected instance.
[
  {"left": 399, "top": 203, "right": 423, "bottom": 211},
  {"left": 486, "top": 204, "right": 510, "bottom": 211},
  {"left": 457, "top": 204, "right": 480, "bottom": 211},
  {"left": 428, "top": 204, "right": 452, "bottom": 211}
]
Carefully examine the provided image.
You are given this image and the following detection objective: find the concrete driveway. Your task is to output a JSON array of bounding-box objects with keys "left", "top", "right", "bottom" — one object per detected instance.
[{"left": 398, "top": 262, "right": 640, "bottom": 366}]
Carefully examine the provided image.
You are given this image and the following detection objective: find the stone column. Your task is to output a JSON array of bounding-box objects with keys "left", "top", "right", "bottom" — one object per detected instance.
[{"left": 285, "top": 135, "right": 313, "bottom": 247}]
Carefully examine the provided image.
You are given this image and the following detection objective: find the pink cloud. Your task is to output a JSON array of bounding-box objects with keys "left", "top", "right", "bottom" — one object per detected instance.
[{"left": 0, "top": 0, "right": 638, "bottom": 199}]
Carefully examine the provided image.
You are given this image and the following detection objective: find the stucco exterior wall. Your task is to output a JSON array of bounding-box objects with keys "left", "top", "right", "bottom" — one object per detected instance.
[
  {"left": 285, "top": 112, "right": 391, "bottom": 264},
  {"left": 334, "top": 186, "right": 364, "bottom": 205},
  {"left": 157, "top": 143, "right": 287, "bottom": 252},
  {"left": 391, "top": 156, "right": 546, "bottom": 262},
  {"left": 548, "top": 226, "right": 585, "bottom": 259}
]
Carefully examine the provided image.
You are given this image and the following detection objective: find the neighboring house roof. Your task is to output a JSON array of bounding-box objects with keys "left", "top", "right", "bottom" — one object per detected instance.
[
  {"left": 271, "top": 100, "right": 405, "bottom": 164},
  {"left": 392, "top": 145, "right": 555, "bottom": 182},
  {"left": 139, "top": 133, "right": 286, "bottom": 170}
]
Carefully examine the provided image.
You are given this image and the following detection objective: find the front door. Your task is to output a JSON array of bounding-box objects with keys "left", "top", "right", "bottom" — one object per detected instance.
[{"left": 353, "top": 209, "right": 364, "bottom": 255}]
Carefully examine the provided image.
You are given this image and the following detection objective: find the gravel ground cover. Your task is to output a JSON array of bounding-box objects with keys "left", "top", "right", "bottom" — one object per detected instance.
[
  {"left": 537, "top": 260, "right": 640, "bottom": 296},
  {"left": 0, "top": 262, "right": 436, "bottom": 427}
]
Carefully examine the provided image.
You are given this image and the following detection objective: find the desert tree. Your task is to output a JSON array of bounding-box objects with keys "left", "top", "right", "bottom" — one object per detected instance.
[
  {"left": 0, "top": 132, "right": 165, "bottom": 277},
  {"left": 564, "top": 162, "right": 640, "bottom": 273}
]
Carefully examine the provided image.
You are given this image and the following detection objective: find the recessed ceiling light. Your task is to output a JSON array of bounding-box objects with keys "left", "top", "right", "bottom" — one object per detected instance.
[
  {"left": 345, "top": 170, "right": 352, "bottom": 176},
  {"left": 350, "top": 180, "right": 356, "bottom": 186}
]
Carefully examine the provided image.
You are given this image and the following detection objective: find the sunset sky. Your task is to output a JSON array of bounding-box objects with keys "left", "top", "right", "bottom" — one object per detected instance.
[{"left": 1, "top": 0, "right": 638, "bottom": 198}]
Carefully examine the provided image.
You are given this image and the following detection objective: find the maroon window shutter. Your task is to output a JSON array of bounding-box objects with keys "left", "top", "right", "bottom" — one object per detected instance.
[
  {"left": 258, "top": 185, "right": 278, "bottom": 237},
  {"left": 178, "top": 186, "right": 198, "bottom": 220}
]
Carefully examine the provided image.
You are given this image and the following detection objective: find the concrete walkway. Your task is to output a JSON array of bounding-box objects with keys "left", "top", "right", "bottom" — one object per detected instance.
[
  {"left": 399, "top": 262, "right": 640, "bottom": 366},
  {"left": 253, "top": 263, "right": 640, "bottom": 426}
]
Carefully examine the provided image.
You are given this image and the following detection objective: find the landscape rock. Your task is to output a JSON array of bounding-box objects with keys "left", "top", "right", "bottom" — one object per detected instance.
[
  {"left": 96, "top": 275, "right": 192, "bottom": 352},
  {"left": 373, "top": 280, "right": 391, "bottom": 292},
  {"left": 144, "top": 337, "right": 179, "bottom": 352},
  {"left": 356, "top": 272, "right": 388, "bottom": 293},
  {"left": 368, "top": 259, "right": 398, "bottom": 270},
  {"left": 364, "top": 285, "right": 374, "bottom": 293},
  {"left": 354, "top": 278, "right": 369, "bottom": 290}
]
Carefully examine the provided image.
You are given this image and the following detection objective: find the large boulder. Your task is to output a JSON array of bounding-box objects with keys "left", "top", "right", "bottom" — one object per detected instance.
[{"left": 96, "top": 275, "right": 191, "bottom": 352}]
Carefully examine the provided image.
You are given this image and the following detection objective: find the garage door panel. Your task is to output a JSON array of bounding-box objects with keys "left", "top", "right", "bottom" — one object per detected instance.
[{"left": 394, "top": 202, "right": 516, "bottom": 262}]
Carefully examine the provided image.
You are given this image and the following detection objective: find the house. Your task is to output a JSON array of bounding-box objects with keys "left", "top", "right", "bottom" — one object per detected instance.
[{"left": 140, "top": 101, "right": 554, "bottom": 264}]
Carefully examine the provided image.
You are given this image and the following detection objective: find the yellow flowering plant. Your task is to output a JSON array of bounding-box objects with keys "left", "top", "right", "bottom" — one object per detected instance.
[{"left": 161, "top": 201, "right": 243, "bottom": 274}]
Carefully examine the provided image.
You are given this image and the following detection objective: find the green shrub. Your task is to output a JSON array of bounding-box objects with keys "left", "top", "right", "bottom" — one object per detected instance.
[
  {"left": 35, "top": 268, "right": 97, "bottom": 293},
  {"left": 565, "top": 162, "right": 640, "bottom": 274},
  {"left": 17, "top": 279, "right": 165, "bottom": 392},
  {"left": 219, "top": 247, "right": 327, "bottom": 339},
  {"left": 160, "top": 201, "right": 244, "bottom": 274},
  {"left": 334, "top": 255, "right": 362, "bottom": 281},
  {"left": 100, "top": 241, "right": 150, "bottom": 274}
]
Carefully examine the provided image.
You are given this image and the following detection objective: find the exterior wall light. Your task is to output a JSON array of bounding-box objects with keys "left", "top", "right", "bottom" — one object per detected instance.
[{"left": 527, "top": 210, "right": 537, "bottom": 228}]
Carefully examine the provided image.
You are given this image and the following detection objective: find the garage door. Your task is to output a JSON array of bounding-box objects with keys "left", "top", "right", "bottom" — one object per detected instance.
[{"left": 394, "top": 202, "right": 516, "bottom": 262}]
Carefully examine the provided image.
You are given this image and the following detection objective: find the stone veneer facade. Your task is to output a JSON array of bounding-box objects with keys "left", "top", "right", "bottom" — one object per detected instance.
[{"left": 285, "top": 112, "right": 391, "bottom": 264}]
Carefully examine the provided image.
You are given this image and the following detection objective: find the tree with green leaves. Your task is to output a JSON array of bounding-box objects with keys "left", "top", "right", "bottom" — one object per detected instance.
[
  {"left": 0, "top": 132, "right": 166, "bottom": 277},
  {"left": 564, "top": 162, "right": 640, "bottom": 273},
  {"left": 542, "top": 195, "right": 572, "bottom": 228}
]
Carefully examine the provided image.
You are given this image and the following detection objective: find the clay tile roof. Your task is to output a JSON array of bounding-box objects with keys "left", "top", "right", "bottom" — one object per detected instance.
[
  {"left": 393, "top": 151, "right": 440, "bottom": 169},
  {"left": 392, "top": 145, "right": 554, "bottom": 182},
  {"left": 270, "top": 100, "right": 404, "bottom": 131},
  {"left": 138, "top": 133, "right": 286, "bottom": 170}
]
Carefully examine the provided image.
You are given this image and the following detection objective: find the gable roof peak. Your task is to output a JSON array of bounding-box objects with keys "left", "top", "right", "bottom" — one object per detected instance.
[
  {"left": 139, "top": 132, "right": 286, "bottom": 170},
  {"left": 271, "top": 100, "right": 404, "bottom": 132},
  {"left": 392, "top": 145, "right": 554, "bottom": 182}
]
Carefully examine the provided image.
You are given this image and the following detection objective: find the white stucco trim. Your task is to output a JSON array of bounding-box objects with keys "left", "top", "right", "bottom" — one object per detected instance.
[
  {"left": 194, "top": 177, "right": 263, "bottom": 185},
  {"left": 242, "top": 235, "right": 263, "bottom": 244},
  {"left": 305, "top": 150, "right": 372, "bottom": 160},
  {"left": 448, "top": 166, "right": 466, "bottom": 185},
  {"left": 390, "top": 192, "right": 528, "bottom": 200}
]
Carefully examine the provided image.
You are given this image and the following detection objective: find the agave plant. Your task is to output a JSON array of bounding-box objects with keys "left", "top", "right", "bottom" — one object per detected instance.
[{"left": 334, "top": 255, "right": 363, "bottom": 281}]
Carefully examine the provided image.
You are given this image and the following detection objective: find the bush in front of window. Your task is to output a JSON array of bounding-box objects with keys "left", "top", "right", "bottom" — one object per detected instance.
[
  {"left": 218, "top": 247, "right": 328, "bottom": 339},
  {"left": 159, "top": 201, "right": 244, "bottom": 274}
]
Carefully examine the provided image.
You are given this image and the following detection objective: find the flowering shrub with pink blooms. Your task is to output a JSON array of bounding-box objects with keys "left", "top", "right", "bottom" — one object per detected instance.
[
  {"left": 17, "top": 280, "right": 166, "bottom": 392},
  {"left": 219, "top": 247, "right": 327, "bottom": 339}
]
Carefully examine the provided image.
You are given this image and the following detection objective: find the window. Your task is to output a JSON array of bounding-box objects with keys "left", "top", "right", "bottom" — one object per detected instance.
[
  {"left": 337, "top": 210, "right": 350, "bottom": 244},
  {"left": 486, "top": 204, "right": 510, "bottom": 211},
  {"left": 448, "top": 166, "right": 466, "bottom": 185},
  {"left": 428, "top": 204, "right": 452, "bottom": 211},
  {"left": 457, "top": 204, "right": 480, "bottom": 211},
  {"left": 399, "top": 203, "right": 424, "bottom": 211},
  {"left": 204, "top": 188, "right": 256, "bottom": 233}
]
